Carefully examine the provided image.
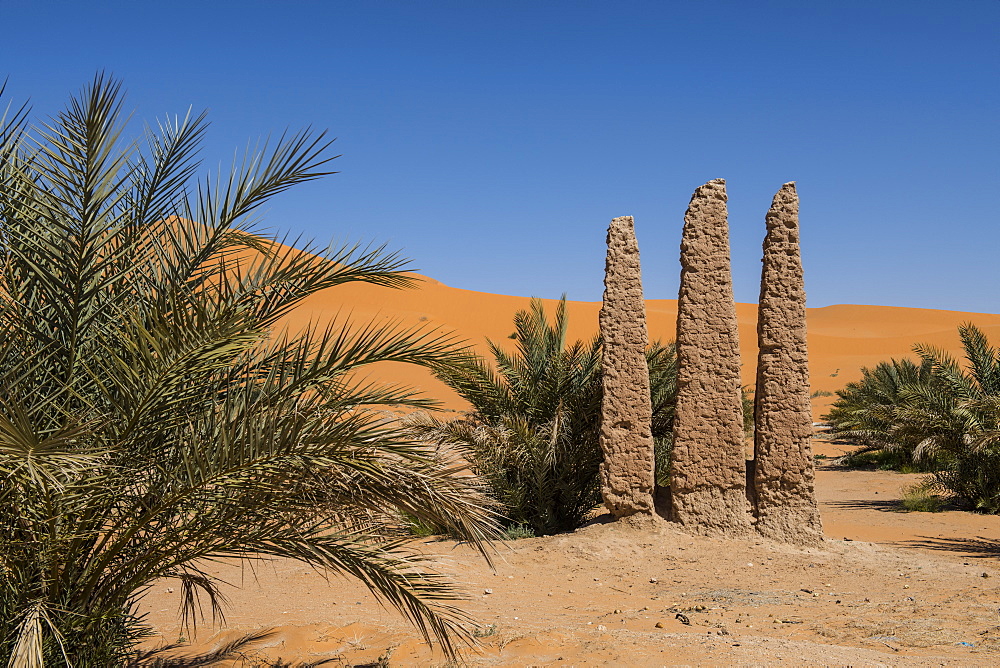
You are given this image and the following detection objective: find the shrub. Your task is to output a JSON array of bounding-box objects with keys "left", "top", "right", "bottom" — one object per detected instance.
[
  {"left": 936, "top": 452, "right": 1000, "bottom": 513},
  {"left": 900, "top": 481, "right": 946, "bottom": 512},
  {"left": 471, "top": 624, "right": 498, "bottom": 638},
  {"left": 502, "top": 525, "right": 536, "bottom": 540},
  {"left": 835, "top": 448, "right": 937, "bottom": 473},
  {"left": 825, "top": 357, "right": 937, "bottom": 467},
  {"left": 413, "top": 298, "right": 605, "bottom": 535}
]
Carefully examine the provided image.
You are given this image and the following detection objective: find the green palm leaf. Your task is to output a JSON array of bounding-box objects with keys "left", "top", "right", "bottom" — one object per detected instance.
[{"left": 0, "top": 76, "right": 497, "bottom": 665}]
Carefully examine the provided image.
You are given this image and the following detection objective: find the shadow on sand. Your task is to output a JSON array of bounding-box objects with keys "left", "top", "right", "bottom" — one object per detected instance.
[
  {"left": 822, "top": 499, "right": 903, "bottom": 513},
  {"left": 901, "top": 535, "right": 1000, "bottom": 559}
]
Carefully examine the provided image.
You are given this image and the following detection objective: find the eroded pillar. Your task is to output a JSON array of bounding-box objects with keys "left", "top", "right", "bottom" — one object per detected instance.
[
  {"left": 599, "top": 216, "right": 656, "bottom": 517},
  {"left": 753, "top": 182, "right": 824, "bottom": 545},
  {"left": 670, "top": 179, "right": 752, "bottom": 536}
]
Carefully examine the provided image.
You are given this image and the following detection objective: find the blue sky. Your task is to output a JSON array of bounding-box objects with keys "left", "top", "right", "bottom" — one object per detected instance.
[{"left": 1, "top": 0, "right": 997, "bottom": 311}]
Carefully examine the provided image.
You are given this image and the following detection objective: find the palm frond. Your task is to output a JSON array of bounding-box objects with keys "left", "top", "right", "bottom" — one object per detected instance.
[{"left": 0, "top": 76, "right": 496, "bottom": 663}]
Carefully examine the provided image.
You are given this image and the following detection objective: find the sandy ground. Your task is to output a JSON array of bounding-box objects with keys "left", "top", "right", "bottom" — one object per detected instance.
[{"left": 140, "top": 456, "right": 1000, "bottom": 667}]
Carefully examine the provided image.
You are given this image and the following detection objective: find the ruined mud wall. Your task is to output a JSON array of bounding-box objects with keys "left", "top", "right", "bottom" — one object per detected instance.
[
  {"left": 752, "top": 182, "right": 824, "bottom": 544},
  {"left": 599, "top": 216, "right": 655, "bottom": 517},
  {"left": 670, "top": 179, "right": 752, "bottom": 536}
]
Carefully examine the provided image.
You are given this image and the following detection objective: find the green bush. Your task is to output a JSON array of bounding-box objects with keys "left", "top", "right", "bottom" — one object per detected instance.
[
  {"left": 937, "top": 452, "right": 1000, "bottom": 513},
  {"left": 825, "top": 357, "right": 939, "bottom": 469},
  {"left": 836, "top": 448, "right": 937, "bottom": 473},
  {"left": 502, "top": 525, "right": 536, "bottom": 540},
  {"left": 414, "top": 298, "right": 605, "bottom": 535}
]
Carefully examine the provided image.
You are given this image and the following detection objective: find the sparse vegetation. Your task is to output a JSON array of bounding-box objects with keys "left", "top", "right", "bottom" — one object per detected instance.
[
  {"left": 900, "top": 481, "right": 946, "bottom": 513},
  {"left": 503, "top": 524, "right": 536, "bottom": 540},
  {"left": 0, "top": 77, "right": 497, "bottom": 664},
  {"left": 810, "top": 390, "right": 834, "bottom": 398},
  {"left": 472, "top": 623, "right": 498, "bottom": 638}
]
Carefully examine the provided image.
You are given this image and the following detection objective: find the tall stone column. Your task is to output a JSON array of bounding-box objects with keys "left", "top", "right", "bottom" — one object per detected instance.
[
  {"left": 671, "top": 179, "right": 752, "bottom": 536},
  {"left": 599, "top": 216, "right": 655, "bottom": 517},
  {"left": 752, "top": 182, "right": 824, "bottom": 545}
]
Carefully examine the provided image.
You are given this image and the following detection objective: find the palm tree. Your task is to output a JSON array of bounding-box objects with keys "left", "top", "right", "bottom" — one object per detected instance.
[
  {"left": 909, "top": 325, "right": 1000, "bottom": 510},
  {"left": 409, "top": 297, "right": 679, "bottom": 535},
  {"left": 825, "top": 323, "right": 1000, "bottom": 511},
  {"left": 824, "top": 357, "right": 937, "bottom": 464},
  {"left": 0, "top": 76, "right": 496, "bottom": 665},
  {"left": 648, "top": 341, "right": 679, "bottom": 488}
]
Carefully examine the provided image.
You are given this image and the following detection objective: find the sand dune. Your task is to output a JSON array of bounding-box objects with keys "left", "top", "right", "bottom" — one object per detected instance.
[{"left": 278, "top": 269, "right": 1000, "bottom": 419}]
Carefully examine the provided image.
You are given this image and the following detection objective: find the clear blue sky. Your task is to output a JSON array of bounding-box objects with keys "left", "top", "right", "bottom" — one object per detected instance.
[{"left": 1, "top": 0, "right": 997, "bottom": 312}]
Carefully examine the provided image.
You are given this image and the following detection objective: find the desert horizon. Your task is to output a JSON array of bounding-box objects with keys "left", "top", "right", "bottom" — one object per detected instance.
[{"left": 279, "top": 264, "right": 1000, "bottom": 421}]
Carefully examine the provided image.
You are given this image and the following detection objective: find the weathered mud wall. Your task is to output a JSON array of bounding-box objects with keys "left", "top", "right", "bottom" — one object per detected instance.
[
  {"left": 670, "top": 179, "right": 752, "bottom": 536},
  {"left": 599, "top": 216, "right": 655, "bottom": 517},
  {"left": 752, "top": 182, "right": 824, "bottom": 544}
]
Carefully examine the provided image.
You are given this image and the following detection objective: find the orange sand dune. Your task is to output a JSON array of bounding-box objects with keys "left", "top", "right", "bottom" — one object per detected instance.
[{"left": 277, "top": 270, "right": 1000, "bottom": 419}]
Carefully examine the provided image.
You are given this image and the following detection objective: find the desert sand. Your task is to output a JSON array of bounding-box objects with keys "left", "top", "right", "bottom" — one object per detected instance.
[
  {"left": 277, "top": 271, "right": 1000, "bottom": 421},
  {"left": 140, "top": 273, "right": 1000, "bottom": 666}
]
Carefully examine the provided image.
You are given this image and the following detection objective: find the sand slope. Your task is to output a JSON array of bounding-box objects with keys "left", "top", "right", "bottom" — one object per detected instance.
[{"left": 280, "top": 271, "right": 1000, "bottom": 419}]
